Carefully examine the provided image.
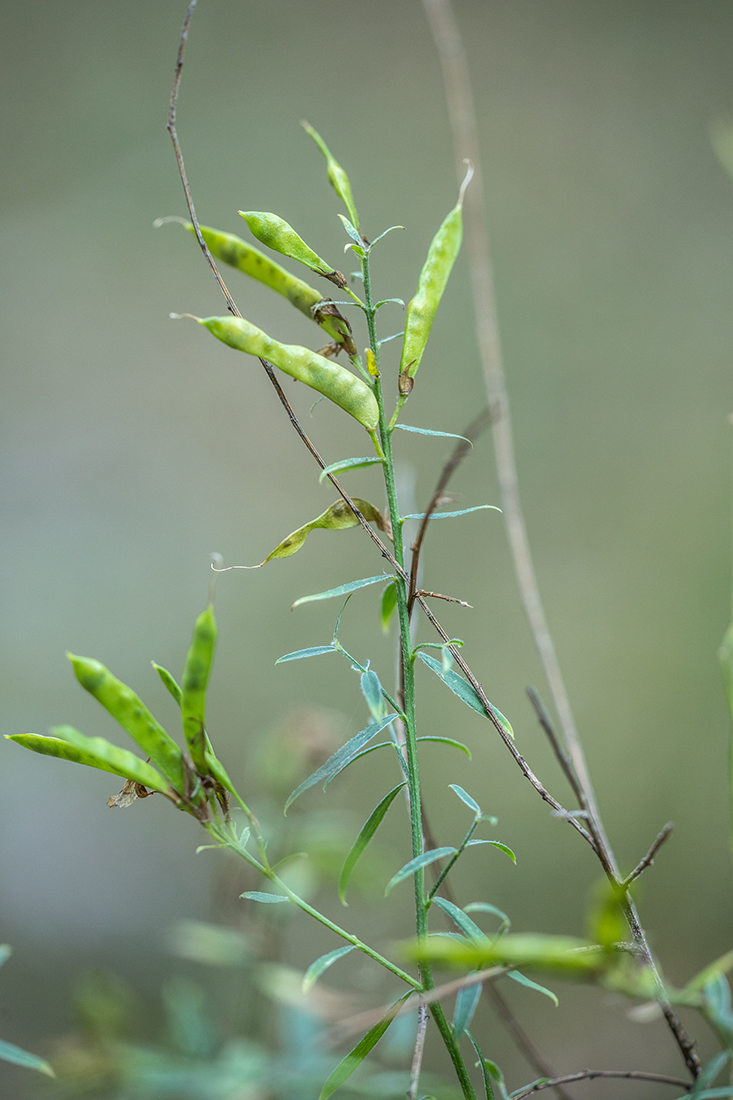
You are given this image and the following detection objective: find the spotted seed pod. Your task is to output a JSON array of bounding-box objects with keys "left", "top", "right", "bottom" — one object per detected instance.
[
  {"left": 240, "top": 211, "right": 347, "bottom": 288},
  {"left": 193, "top": 315, "right": 379, "bottom": 432}
]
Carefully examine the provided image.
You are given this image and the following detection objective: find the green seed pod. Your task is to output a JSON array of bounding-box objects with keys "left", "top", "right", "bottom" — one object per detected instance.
[
  {"left": 183, "top": 223, "right": 355, "bottom": 351},
  {"left": 68, "top": 654, "right": 186, "bottom": 794},
  {"left": 181, "top": 605, "right": 217, "bottom": 776},
  {"left": 260, "top": 498, "right": 386, "bottom": 565},
  {"left": 194, "top": 315, "right": 379, "bottom": 432},
  {"left": 399, "top": 167, "right": 472, "bottom": 383},
  {"left": 302, "top": 122, "right": 360, "bottom": 230},
  {"left": 239, "top": 211, "right": 347, "bottom": 288}
]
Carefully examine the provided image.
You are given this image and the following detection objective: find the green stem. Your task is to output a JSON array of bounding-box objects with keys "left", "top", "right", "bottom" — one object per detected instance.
[{"left": 361, "top": 250, "right": 477, "bottom": 1100}]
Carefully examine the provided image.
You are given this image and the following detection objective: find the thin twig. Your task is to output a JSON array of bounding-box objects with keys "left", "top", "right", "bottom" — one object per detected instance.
[
  {"left": 416, "top": 589, "right": 472, "bottom": 607},
  {"left": 408, "top": 1004, "right": 429, "bottom": 1100},
  {"left": 408, "top": 407, "right": 493, "bottom": 613},
  {"left": 510, "top": 1069, "right": 691, "bottom": 1099},
  {"left": 421, "top": 0, "right": 701, "bottom": 1076},
  {"left": 622, "top": 823, "right": 674, "bottom": 888},
  {"left": 527, "top": 687, "right": 586, "bottom": 812}
]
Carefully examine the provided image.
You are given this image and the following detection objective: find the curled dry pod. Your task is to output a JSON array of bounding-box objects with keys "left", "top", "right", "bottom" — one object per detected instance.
[
  {"left": 239, "top": 211, "right": 347, "bottom": 288},
  {"left": 193, "top": 315, "right": 379, "bottom": 432},
  {"left": 181, "top": 605, "right": 217, "bottom": 776},
  {"left": 260, "top": 497, "right": 387, "bottom": 565},
  {"left": 184, "top": 222, "right": 355, "bottom": 351},
  {"left": 399, "top": 164, "right": 473, "bottom": 385}
]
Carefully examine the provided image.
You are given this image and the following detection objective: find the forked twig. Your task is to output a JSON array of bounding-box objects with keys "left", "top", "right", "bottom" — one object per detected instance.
[
  {"left": 622, "top": 823, "right": 674, "bottom": 888},
  {"left": 510, "top": 1070, "right": 691, "bottom": 1098}
]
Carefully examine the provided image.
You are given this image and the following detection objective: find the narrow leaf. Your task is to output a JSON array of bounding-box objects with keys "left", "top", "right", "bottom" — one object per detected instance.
[
  {"left": 411, "top": 932, "right": 604, "bottom": 973},
  {"left": 284, "top": 715, "right": 397, "bottom": 813},
  {"left": 452, "top": 975, "right": 482, "bottom": 1039},
  {"left": 360, "top": 669, "right": 385, "bottom": 720},
  {"left": 276, "top": 646, "right": 336, "bottom": 664},
  {"left": 7, "top": 730, "right": 171, "bottom": 797},
  {"left": 506, "top": 970, "right": 559, "bottom": 1007},
  {"left": 319, "top": 994, "right": 411, "bottom": 1100},
  {"left": 0, "top": 946, "right": 12, "bottom": 970},
  {"left": 488, "top": 842, "right": 517, "bottom": 864},
  {"left": 319, "top": 456, "right": 384, "bottom": 483},
  {"left": 385, "top": 848, "right": 456, "bottom": 895},
  {"left": 464, "top": 902, "right": 511, "bottom": 933},
  {"left": 401, "top": 506, "right": 499, "bottom": 522},
  {"left": 393, "top": 424, "right": 472, "bottom": 443},
  {"left": 0, "top": 1038, "right": 54, "bottom": 1077},
  {"left": 153, "top": 663, "right": 182, "bottom": 706},
  {"left": 339, "top": 783, "right": 406, "bottom": 904},
  {"left": 449, "top": 784, "right": 482, "bottom": 816},
  {"left": 302, "top": 945, "right": 355, "bottom": 993},
  {"left": 292, "top": 575, "right": 394, "bottom": 609},
  {"left": 432, "top": 897, "right": 490, "bottom": 945},
  {"left": 380, "top": 581, "right": 398, "bottom": 633},
  {"left": 416, "top": 736, "right": 471, "bottom": 758},
  {"left": 465, "top": 1030, "right": 497, "bottom": 1100},
  {"left": 240, "top": 891, "right": 290, "bottom": 904},
  {"left": 415, "top": 651, "right": 514, "bottom": 738}
]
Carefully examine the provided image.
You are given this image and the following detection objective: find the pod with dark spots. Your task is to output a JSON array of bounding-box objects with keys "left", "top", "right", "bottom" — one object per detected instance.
[
  {"left": 183, "top": 222, "right": 355, "bottom": 351},
  {"left": 398, "top": 166, "right": 473, "bottom": 385},
  {"left": 181, "top": 605, "right": 217, "bottom": 776},
  {"left": 302, "top": 122, "right": 360, "bottom": 230},
  {"left": 193, "top": 315, "right": 379, "bottom": 432},
  {"left": 68, "top": 654, "right": 186, "bottom": 794},
  {"left": 259, "top": 498, "right": 387, "bottom": 565},
  {"left": 239, "top": 211, "right": 347, "bottom": 288}
]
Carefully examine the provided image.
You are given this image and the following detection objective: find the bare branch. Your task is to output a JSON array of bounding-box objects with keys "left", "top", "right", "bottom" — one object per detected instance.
[
  {"left": 416, "top": 589, "right": 472, "bottom": 607},
  {"left": 527, "top": 687, "right": 586, "bottom": 812},
  {"left": 407, "top": 1004, "right": 429, "bottom": 1100},
  {"left": 622, "top": 823, "right": 674, "bottom": 888},
  {"left": 510, "top": 1069, "right": 691, "bottom": 1099}
]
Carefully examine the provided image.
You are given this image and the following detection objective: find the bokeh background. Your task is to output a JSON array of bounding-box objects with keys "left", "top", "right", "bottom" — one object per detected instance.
[{"left": 2, "top": 0, "right": 733, "bottom": 1094}]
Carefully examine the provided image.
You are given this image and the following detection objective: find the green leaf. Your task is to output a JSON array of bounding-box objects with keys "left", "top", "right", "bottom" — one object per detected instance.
[
  {"left": 377, "top": 330, "right": 405, "bottom": 348},
  {"left": 401, "top": 505, "right": 500, "bottom": 522},
  {"left": 416, "top": 735, "right": 471, "bottom": 758},
  {"left": 337, "top": 214, "right": 364, "bottom": 246},
  {"left": 284, "top": 715, "right": 397, "bottom": 813},
  {"left": 292, "top": 575, "right": 395, "bottom": 609},
  {"left": 374, "top": 297, "right": 406, "bottom": 310},
  {"left": 464, "top": 902, "right": 511, "bottom": 934},
  {"left": 432, "top": 897, "right": 490, "bottom": 945},
  {"left": 410, "top": 932, "right": 605, "bottom": 973},
  {"left": 415, "top": 651, "right": 514, "bottom": 738},
  {"left": 276, "top": 646, "right": 336, "bottom": 664},
  {"left": 506, "top": 970, "right": 559, "bottom": 1007},
  {"left": 0, "top": 1038, "right": 54, "bottom": 1077},
  {"left": 360, "top": 669, "right": 385, "bottom": 720},
  {"left": 7, "top": 730, "right": 171, "bottom": 797},
  {"left": 449, "top": 784, "right": 482, "bottom": 816},
  {"left": 465, "top": 1031, "right": 497, "bottom": 1100},
  {"left": 393, "top": 424, "right": 472, "bottom": 443},
  {"left": 339, "top": 783, "right": 406, "bottom": 904},
  {"left": 152, "top": 663, "right": 182, "bottom": 706},
  {"left": 385, "top": 848, "right": 457, "bottom": 895},
  {"left": 380, "top": 581, "right": 398, "bottom": 633},
  {"left": 302, "top": 946, "right": 355, "bottom": 993},
  {"left": 488, "top": 842, "right": 517, "bottom": 864},
  {"left": 240, "top": 891, "right": 290, "bottom": 904},
  {"left": 452, "top": 975, "right": 482, "bottom": 1039},
  {"left": 319, "top": 456, "right": 384, "bottom": 483},
  {"left": 318, "top": 994, "right": 411, "bottom": 1100},
  {"left": 689, "top": 1053, "right": 732, "bottom": 1098},
  {"left": 0, "top": 945, "right": 12, "bottom": 970}
]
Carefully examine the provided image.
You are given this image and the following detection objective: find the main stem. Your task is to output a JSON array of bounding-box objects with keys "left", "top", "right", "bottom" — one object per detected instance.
[{"left": 361, "top": 253, "right": 478, "bottom": 1100}]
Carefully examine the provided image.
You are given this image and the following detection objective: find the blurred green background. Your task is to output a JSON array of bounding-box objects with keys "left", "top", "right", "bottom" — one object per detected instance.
[{"left": 2, "top": 0, "right": 733, "bottom": 1094}]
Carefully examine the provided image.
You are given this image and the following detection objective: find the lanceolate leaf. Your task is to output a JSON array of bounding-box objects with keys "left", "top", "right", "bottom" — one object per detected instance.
[
  {"left": 6, "top": 729, "right": 171, "bottom": 797},
  {"left": 318, "top": 993, "right": 412, "bottom": 1100},
  {"left": 0, "top": 946, "right": 12, "bottom": 970},
  {"left": 432, "top": 897, "right": 490, "bottom": 945},
  {"left": 360, "top": 669, "right": 385, "bottom": 720},
  {"left": 393, "top": 424, "right": 472, "bottom": 443},
  {"left": 380, "top": 581, "right": 398, "bottom": 633},
  {"left": 464, "top": 902, "right": 511, "bottom": 935},
  {"left": 465, "top": 1031, "right": 497, "bottom": 1100},
  {"left": 284, "top": 715, "right": 397, "bottom": 813},
  {"left": 0, "top": 1038, "right": 55, "bottom": 1077},
  {"left": 339, "top": 783, "right": 406, "bottom": 904},
  {"left": 152, "top": 662, "right": 183, "bottom": 706},
  {"left": 319, "top": 456, "right": 384, "bottom": 482},
  {"left": 385, "top": 848, "right": 457, "bottom": 895},
  {"left": 292, "top": 575, "right": 395, "bottom": 609},
  {"left": 276, "top": 646, "right": 336, "bottom": 664},
  {"left": 452, "top": 976, "right": 482, "bottom": 1039},
  {"left": 302, "top": 945, "right": 355, "bottom": 993},
  {"left": 506, "top": 970, "right": 559, "bottom": 1007},
  {"left": 415, "top": 652, "right": 514, "bottom": 739},
  {"left": 449, "top": 784, "right": 482, "bottom": 816},
  {"left": 240, "top": 891, "right": 290, "bottom": 904},
  {"left": 488, "top": 842, "right": 517, "bottom": 864},
  {"left": 401, "top": 506, "right": 500, "bottom": 521},
  {"left": 416, "top": 736, "right": 471, "bottom": 758}
]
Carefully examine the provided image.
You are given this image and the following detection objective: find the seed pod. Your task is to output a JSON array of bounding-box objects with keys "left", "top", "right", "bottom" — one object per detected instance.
[
  {"left": 240, "top": 211, "right": 347, "bottom": 288},
  {"left": 68, "top": 654, "right": 186, "bottom": 794},
  {"left": 302, "top": 122, "right": 360, "bottom": 230},
  {"left": 183, "top": 223, "right": 355, "bottom": 350},
  {"left": 399, "top": 166, "right": 472, "bottom": 384},
  {"left": 181, "top": 605, "right": 217, "bottom": 776},
  {"left": 260, "top": 498, "right": 386, "bottom": 565},
  {"left": 193, "top": 315, "right": 379, "bottom": 432}
]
